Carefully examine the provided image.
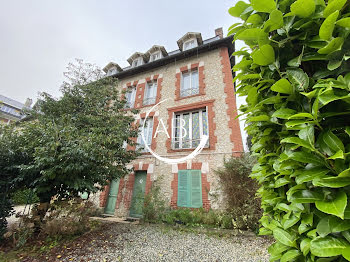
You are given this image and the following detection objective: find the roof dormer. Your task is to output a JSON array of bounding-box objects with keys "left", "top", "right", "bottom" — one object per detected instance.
[
  {"left": 127, "top": 52, "right": 149, "bottom": 68},
  {"left": 146, "top": 45, "right": 168, "bottom": 62},
  {"left": 177, "top": 32, "right": 203, "bottom": 51},
  {"left": 103, "top": 62, "right": 122, "bottom": 76}
]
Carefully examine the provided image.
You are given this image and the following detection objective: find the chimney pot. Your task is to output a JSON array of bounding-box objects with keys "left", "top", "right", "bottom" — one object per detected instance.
[{"left": 215, "top": 27, "right": 223, "bottom": 39}]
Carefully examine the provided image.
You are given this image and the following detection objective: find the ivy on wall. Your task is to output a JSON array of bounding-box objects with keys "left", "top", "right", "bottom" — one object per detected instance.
[{"left": 229, "top": 0, "right": 350, "bottom": 260}]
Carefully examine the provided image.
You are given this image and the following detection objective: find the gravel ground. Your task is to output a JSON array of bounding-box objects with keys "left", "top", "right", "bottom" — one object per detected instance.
[{"left": 54, "top": 223, "right": 271, "bottom": 262}]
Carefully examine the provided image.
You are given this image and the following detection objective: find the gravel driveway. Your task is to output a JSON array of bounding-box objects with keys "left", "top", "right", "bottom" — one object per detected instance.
[{"left": 54, "top": 223, "right": 271, "bottom": 262}]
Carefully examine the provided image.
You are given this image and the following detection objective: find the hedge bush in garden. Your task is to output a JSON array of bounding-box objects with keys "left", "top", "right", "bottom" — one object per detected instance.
[{"left": 229, "top": 0, "right": 350, "bottom": 261}]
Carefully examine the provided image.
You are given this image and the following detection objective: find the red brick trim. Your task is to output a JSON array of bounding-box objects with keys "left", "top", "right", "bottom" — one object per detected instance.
[
  {"left": 175, "top": 63, "right": 205, "bottom": 101},
  {"left": 220, "top": 47, "right": 244, "bottom": 155},
  {"left": 123, "top": 173, "right": 135, "bottom": 209},
  {"left": 166, "top": 100, "right": 217, "bottom": 153},
  {"left": 116, "top": 178, "right": 125, "bottom": 209},
  {"left": 170, "top": 162, "right": 211, "bottom": 210},
  {"left": 135, "top": 83, "right": 145, "bottom": 109},
  {"left": 99, "top": 184, "right": 110, "bottom": 208}
]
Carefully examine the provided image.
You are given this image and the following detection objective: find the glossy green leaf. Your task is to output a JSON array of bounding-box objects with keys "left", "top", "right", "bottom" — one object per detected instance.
[
  {"left": 282, "top": 214, "right": 300, "bottom": 229},
  {"left": 280, "top": 249, "right": 301, "bottom": 262},
  {"left": 310, "top": 236, "right": 349, "bottom": 257},
  {"left": 300, "top": 238, "right": 311, "bottom": 256},
  {"left": 342, "top": 247, "right": 350, "bottom": 260},
  {"left": 273, "top": 228, "right": 297, "bottom": 247},
  {"left": 321, "top": 130, "right": 345, "bottom": 153},
  {"left": 313, "top": 175, "right": 350, "bottom": 188},
  {"left": 287, "top": 68, "right": 309, "bottom": 91},
  {"left": 288, "top": 151, "right": 325, "bottom": 165},
  {"left": 295, "top": 167, "right": 329, "bottom": 184},
  {"left": 252, "top": 45, "right": 275, "bottom": 65},
  {"left": 290, "top": 190, "right": 324, "bottom": 203},
  {"left": 250, "top": 0, "right": 276, "bottom": 13},
  {"left": 270, "top": 78, "right": 293, "bottom": 94},
  {"left": 228, "top": 1, "right": 250, "bottom": 17},
  {"left": 318, "top": 37, "right": 344, "bottom": 54},
  {"left": 281, "top": 137, "right": 314, "bottom": 150},
  {"left": 319, "top": 10, "right": 339, "bottom": 40},
  {"left": 315, "top": 191, "right": 347, "bottom": 219},
  {"left": 290, "top": 0, "right": 315, "bottom": 18},
  {"left": 272, "top": 108, "right": 296, "bottom": 119},
  {"left": 246, "top": 14, "right": 263, "bottom": 25},
  {"left": 264, "top": 10, "right": 284, "bottom": 32},
  {"left": 323, "top": 0, "right": 347, "bottom": 18},
  {"left": 289, "top": 113, "right": 314, "bottom": 119},
  {"left": 328, "top": 150, "right": 344, "bottom": 160},
  {"left": 249, "top": 115, "right": 270, "bottom": 122},
  {"left": 337, "top": 17, "right": 350, "bottom": 28}
]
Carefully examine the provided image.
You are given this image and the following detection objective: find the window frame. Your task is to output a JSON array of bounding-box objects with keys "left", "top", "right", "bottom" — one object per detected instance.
[
  {"left": 183, "top": 38, "right": 198, "bottom": 51},
  {"left": 180, "top": 69, "right": 199, "bottom": 97},
  {"left": 107, "top": 67, "right": 117, "bottom": 76},
  {"left": 132, "top": 57, "right": 143, "bottom": 67},
  {"left": 143, "top": 80, "right": 158, "bottom": 106},
  {"left": 137, "top": 117, "right": 154, "bottom": 152},
  {"left": 171, "top": 107, "right": 209, "bottom": 150},
  {"left": 124, "top": 86, "right": 136, "bottom": 108},
  {"left": 149, "top": 51, "right": 162, "bottom": 62}
]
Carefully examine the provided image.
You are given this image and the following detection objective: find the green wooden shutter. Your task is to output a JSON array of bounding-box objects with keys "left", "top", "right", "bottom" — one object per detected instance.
[
  {"left": 190, "top": 170, "right": 202, "bottom": 208},
  {"left": 177, "top": 170, "right": 189, "bottom": 207}
]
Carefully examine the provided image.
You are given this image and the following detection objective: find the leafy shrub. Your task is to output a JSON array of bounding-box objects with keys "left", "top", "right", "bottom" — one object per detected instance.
[
  {"left": 216, "top": 154, "right": 262, "bottom": 232},
  {"left": 229, "top": 0, "right": 350, "bottom": 260},
  {"left": 143, "top": 180, "right": 167, "bottom": 222},
  {"left": 11, "top": 188, "right": 39, "bottom": 205}
]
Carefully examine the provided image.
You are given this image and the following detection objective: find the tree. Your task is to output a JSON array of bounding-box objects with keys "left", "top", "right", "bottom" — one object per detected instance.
[
  {"left": 62, "top": 58, "right": 104, "bottom": 89},
  {"left": 230, "top": 0, "right": 350, "bottom": 260}
]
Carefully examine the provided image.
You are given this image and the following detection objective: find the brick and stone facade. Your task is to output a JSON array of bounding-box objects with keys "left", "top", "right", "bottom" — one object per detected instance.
[{"left": 97, "top": 29, "right": 244, "bottom": 217}]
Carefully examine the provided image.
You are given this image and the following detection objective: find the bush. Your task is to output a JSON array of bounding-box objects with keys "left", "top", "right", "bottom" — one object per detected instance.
[
  {"left": 216, "top": 154, "right": 262, "bottom": 231},
  {"left": 143, "top": 180, "right": 167, "bottom": 222},
  {"left": 230, "top": 0, "right": 350, "bottom": 260},
  {"left": 11, "top": 188, "right": 39, "bottom": 205}
]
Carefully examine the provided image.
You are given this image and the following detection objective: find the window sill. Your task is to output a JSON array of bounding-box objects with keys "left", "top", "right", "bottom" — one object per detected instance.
[{"left": 167, "top": 146, "right": 211, "bottom": 153}]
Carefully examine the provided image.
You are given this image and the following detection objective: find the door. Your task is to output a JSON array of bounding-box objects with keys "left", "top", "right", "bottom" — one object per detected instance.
[
  {"left": 104, "top": 179, "right": 120, "bottom": 215},
  {"left": 129, "top": 171, "right": 147, "bottom": 217}
]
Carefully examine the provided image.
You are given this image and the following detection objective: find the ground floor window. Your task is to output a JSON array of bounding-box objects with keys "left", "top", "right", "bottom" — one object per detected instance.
[{"left": 177, "top": 169, "right": 202, "bottom": 208}]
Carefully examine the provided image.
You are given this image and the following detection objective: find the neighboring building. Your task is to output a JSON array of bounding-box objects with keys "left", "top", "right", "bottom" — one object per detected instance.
[
  {"left": 0, "top": 95, "right": 32, "bottom": 124},
  {"left": 98, "top": 28, "right": 243, "bottom": 217}
]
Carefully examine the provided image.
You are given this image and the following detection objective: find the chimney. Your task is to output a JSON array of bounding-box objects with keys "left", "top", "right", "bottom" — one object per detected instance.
[
  {"left": 215, "top": 27, "right": 223, "bottom": 39},
  {"left": 24, "top": 98, "right": 33, "bottom": 108}
]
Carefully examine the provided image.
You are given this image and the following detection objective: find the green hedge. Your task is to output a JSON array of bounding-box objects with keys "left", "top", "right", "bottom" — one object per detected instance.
[
  {"left": 229, "top": 0, "right": 350, "bottom": 260},
  {"left": 11, "top": 188, "right": 39, "bottom": 205}
]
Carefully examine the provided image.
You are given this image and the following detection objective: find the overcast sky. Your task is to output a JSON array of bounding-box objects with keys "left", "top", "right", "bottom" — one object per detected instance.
[{"left": 0, "top": 0, "right": 241, "bottom": 103}]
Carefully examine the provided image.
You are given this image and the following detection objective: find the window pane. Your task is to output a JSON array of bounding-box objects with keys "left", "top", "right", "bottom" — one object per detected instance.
[
  {"left": 202, "top": 110, "right": 209, "bottom": 147},
  {"left": 174, "top": 115, "right": 180, "bottom": 149},
  {"left": 183, "top": 73, "right": 190, "bottom": 90},
  {"left": 191, "top": 71, "right": 199, "bottom": 91},
  {"left": 182, "top": 114, "right": 190, "bottom": 148},
  {"left": 146, "top": 118, "right": 153, "bottom": 145},
  {"left": 192, "top": 112, "right": 200, "bottom": 147}
]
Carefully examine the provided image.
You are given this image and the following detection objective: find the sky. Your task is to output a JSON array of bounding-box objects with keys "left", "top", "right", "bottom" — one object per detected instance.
[{"left": 0, "top": 0, "right": 247, "bottom": 148}]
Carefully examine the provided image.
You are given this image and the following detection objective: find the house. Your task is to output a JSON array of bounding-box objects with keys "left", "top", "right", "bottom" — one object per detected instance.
[
  {"left": 98, "top": 28, "right": 244, "bottom": 217},
  {"left": 0, "top": 95, "right": 32, "bottom": 124}
]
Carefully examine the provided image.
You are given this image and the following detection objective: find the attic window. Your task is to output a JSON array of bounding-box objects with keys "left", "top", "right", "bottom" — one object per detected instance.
[
  {"left": 183, "top": 39, "right": 198, "bottom": 51},
  {"left": 132, "top": 57, "right": 143, "bottom": 67},
  {"left": 150, "top": 51, "right": 162, "bottom": 62},
  {"left": 107, "top": 67, "right": 118, "bottom": 76}
]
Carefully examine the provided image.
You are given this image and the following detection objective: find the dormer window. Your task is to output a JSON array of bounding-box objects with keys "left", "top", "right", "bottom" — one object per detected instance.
[
  {"left": 183, "top": 39, "right": 198, "bottom": 51},
  {"left": 150, "top": 51, "right": 162, "bottom": 62},
  {"left": 132, "top": 57, "right": 143, "bottom": 67},
  {"left": 107, "top": 67, "right": 118, "bottom": 76}
]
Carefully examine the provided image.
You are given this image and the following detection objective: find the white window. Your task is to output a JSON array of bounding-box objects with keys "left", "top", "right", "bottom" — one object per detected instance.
[
  {"left": 183, "top": 39, "right": 198, "bottom": 51},
  {"left": 132, "top": 57, "right": 143, "bottom": 67},
  {"left": 125, "top": 87, "right": 136, "bottom": 108},
  {"left": 143, "top": 81, "right": 157, "bottom": 106},
  {"left": 150, "top": 51, "right": 161, "bottom": 62},
  {"left": 172, "top": 108, "right": 209, "bottom": 149},
  {"left": 181, "top": 69, "right": 199, "bottom": 97},
  {"left": 137, "top": 118, "right": 154, "bottom": 151},
  {"left": 107, "top": 67, "right": 117, "bottom": 76}
]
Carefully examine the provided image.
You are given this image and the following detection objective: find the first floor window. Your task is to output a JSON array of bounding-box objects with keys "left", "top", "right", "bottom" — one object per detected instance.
[
  {"left": 143, "top": 81, "right": 157, "bottom": 106},
  {"left": 172, "top": 108, "right": 209, "bottom": 149},
  {"left": 125, "top": 87, "right": 136, "bottom": 108},
  {"left": 181, "top": 69, "right": 199, "bottom": 97},
  {"left": 137, "top": 117, "right": 154, "bottom": 151},
  {"left": 177, "top": 170, "right": 202, "bottom": 208}
]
